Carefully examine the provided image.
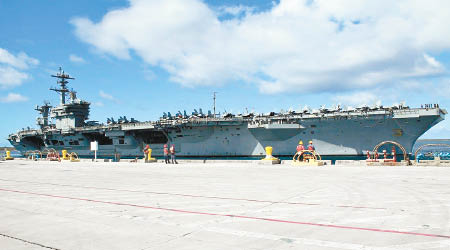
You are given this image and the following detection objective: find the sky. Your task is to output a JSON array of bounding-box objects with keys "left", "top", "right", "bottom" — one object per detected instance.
[{"left": 0, "top": 0, "right": 449, "bottom": 146}]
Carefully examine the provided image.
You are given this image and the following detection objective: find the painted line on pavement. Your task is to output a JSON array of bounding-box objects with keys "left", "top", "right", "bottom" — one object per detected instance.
[
  {"left": 0, "top": 187, "right": 448, "bottom": 239},
  {"left": 0, "top": 178, "right": 386, "bottom": 210},
  {"left": 0, "top": 232, "right": 61, "bottom": 250}
]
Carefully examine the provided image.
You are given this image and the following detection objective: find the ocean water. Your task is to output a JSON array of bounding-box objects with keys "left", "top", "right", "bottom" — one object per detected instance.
[
  {"left": 412, "top": 139, "right": 450, "bottom": 161},
  {"left": 412, "top": 139, "right": 450, "bottom": 153}
]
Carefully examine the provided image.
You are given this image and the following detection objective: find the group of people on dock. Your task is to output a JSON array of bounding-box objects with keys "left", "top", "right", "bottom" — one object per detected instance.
[
  {"left": 296, "top": 140, "right": 315, "bottom": 152},
  {"left": 143, "top": 144, "right": 177, "bottom": 164},
  {"left": 144, "top": 140, "right": 315, "bottom": 163},
  {"left": 163, "top": 144, "right": 178, "bottom": 164}
]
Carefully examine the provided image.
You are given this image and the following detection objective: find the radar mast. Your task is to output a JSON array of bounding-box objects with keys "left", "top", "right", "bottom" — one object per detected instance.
[{"left": 50, "top": 67, "right": 75, "bottom": 105}]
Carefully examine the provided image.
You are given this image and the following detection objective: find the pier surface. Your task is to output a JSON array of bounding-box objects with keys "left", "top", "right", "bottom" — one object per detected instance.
[{"left": 0, "top": 161, "right": 449, "bottom": 250}]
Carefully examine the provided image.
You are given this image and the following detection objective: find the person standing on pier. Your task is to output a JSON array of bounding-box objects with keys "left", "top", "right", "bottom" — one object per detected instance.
[
  {"left": 163, "top": 144, "right": 170, "bottom": 164},
  {"left": 170, "top": 144, "right": 178, "bottom": 164},
  {"left": 143, "top": 145, "right": 150, "bottom": 163},
  {"left": 296, "top": 140, "right": 305, "bottom": 152}
]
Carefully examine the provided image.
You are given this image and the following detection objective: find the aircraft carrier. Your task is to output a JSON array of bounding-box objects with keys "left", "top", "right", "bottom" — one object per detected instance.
[{"left": 7, "top": 69, "right": 447, "bottom": 158}]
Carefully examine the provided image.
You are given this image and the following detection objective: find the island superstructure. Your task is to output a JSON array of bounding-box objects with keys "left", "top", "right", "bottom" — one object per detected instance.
[{"left": 8, "top": 69, "right": 447, "bottom": 158}]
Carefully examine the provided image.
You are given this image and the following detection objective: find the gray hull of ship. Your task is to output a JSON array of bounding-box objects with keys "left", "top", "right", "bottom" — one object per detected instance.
[{"left": 10, "top": 109, "right": 444, "bottom": 158}]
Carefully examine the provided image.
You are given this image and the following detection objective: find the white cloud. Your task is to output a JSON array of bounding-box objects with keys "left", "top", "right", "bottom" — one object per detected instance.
[
  {"left": 0, "top": 48, "right": 39, "bottom": 69},
  {"left": 0, "top": 48, "right": 39, "bottom": 88},
  {"left": 0, "top": 93, "right": 29, "bottom": 103},
  {"left": 332, "top": 91, "right": 381, "bottom": 107},
  {"left": 0, "top": 67, "right": 29, "bottom": 88},
  {"left": 99, "top": 90, "right": 120, "bottom": 103},
  {"left": 99, "top": 90, "right": 114, "bottom": 100},
  {"left": 69, "top": 54, "right": 86, "bottom": 63},
  {"left": 93, "top": 101, "right": 104, "bottom": 107},
  {"left": 71, "top": 0, "right": 450, "bottom": 94}
]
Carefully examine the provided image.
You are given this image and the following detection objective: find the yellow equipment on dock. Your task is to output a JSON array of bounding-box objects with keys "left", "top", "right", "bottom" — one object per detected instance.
[
  {"left": 145, "top": 148, "right": 157, "bottom": 163},
  {"left": 69, "top": 152, "right": 80, "bottom": 162},
  {"left": 62, "top": 150, "right": 69, "bottom": 160},
  {"left": 5, "top": 150, "right": 14, "bottom": 160},
  {"left": 261, "top": 146, "right": 281, "bottom": 164},
  {"left": 292, "top": 150, "right": 324, "bottom": 166}
]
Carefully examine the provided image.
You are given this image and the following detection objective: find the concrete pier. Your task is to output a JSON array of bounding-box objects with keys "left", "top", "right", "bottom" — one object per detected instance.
[{"left": 0, "top": 160, "right": 449, "bottom": 249}]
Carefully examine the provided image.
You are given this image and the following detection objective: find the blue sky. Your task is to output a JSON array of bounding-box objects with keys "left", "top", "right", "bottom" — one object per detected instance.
[{"left": 1, "top": 0, "right": 449, "bottom": 146}]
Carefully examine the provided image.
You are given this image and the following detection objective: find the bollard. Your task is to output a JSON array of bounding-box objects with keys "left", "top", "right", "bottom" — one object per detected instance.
[
  {"left": 62, "top": 150, "right": 69, "bottom": 160},
  {"left": 5, "top": 150, "right": 14, "bottom": 160},
  {"left": 391, "top": 146, "right": 396, "bottom": 162},
  {"left": 148, "top": 148, "right": 152, "bottom": 159},
  {"left": 261, "top": 146, "right": 280, "bottom": 164},
  {"left": 265, "top": 146, "right": 273, "bottom": 159}
]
